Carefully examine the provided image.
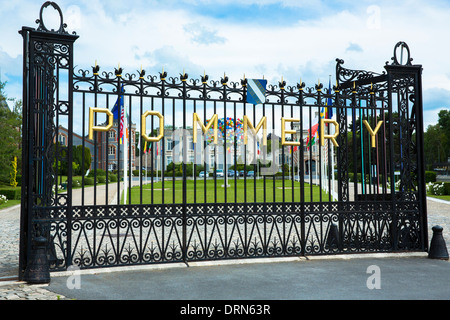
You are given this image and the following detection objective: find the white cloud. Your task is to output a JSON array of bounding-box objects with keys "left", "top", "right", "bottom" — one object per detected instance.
[{"left": 183, "top": 23, "right": 227, "bottom": 45}]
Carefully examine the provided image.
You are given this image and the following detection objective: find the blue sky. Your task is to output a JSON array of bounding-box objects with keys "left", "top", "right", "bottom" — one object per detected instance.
[{"left": 1, "top": 0, "right": 449, "bottom": 128}]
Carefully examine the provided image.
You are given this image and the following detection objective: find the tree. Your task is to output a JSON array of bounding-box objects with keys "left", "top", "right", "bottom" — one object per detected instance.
[
  {"left": 421, "top": 109, "right": 450, "bottom": 171},
  {"left": 437, "top": 109, "right": 450, "bottom": 160},
  {"left": 73, "top": 145, "right": 92, "bottom": 176},
  {"left": 423, "top": 124, "right": 447, "bottom": 168},
  {"left": 0, "top": 82, "right": 22, "bottom": 184}
]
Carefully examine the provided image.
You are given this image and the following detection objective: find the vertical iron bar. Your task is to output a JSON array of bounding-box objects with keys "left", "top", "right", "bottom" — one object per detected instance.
[
  {"left": 317, "top": 88, "right": 322, "bottom": 203},
  {"left": 151, "top": 96, "right": 154, "bottom": 204},
  {"left": 182, "top": 76, "right": 187, "bottom": 262},
  {"left": 308, "top": 100, "right": 313, "bottom": 202},
  {"left": 139, "top": 81, "right": 143, "bottom": 262},
  {"left": 387, "top": 71, "right": 397, "bottom": 250},
  {"left": 128, "top": 94, "right": 132, "bottom": 205},
  {"left": 81, "top": 92, "right": 85, "bottom": 206},
  {"left": 213, "top": 100, "right": 217, "bottom": 204},
  {"left": 414, "top": 66, "right": 428, "bottom": 251},
  {"left": 67, "top": 39, "right": 75, "bottom": 268},
  {"left": 352, "top": 88, "right": 358, "bottom": 201},
  {"left": 299, "top": 83, "right": 305, "bottom": 256},
  {"left": 19, "top": 27, "right": 31, "bottom": 279},
  {"left": 172, "top": 96, "right": 175, "bottom": 204},
  {"left": 223, "top": 79, "right": 227, "bottom": 204},
  {"left": 280, "top": 85, "right": 286, "bottom": 253}
]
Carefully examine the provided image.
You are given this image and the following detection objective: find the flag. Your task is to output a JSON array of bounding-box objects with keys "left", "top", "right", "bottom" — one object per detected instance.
[
  {"left": 119, "top": 106, "right": 125, "bottom": 144},
  {"left": 110, "top": 85, "right": 125, "bottom": 144},
  {"left": 156, "top": 141, "right": 159, "bottom": 156},
  {"left": 247, "top": 79, "right": 267, "bottom": 105},
  {"left": 111, "top": 85, "right": 124, "bottom": 121},
  {"left": 257, "top": 141, "right": 260, "bottom": 155},
  {"left": 305, "top": 122, "right": 319, "bottom": 149},
  {"left": 309, "top": 122, "right": 319, "bottom": 138},
  {"left": 320, "top": 106, "right": 326, "bottom": 119},
  {"left": 143, "top": 141, "right": 147, "bottom": 154},
  {"left": 327, "top": 79, "right": 333, "bottom": 118}
]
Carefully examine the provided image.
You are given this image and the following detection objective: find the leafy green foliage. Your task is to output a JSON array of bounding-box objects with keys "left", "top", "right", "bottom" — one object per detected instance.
[{"left": 0, "top": 82, "right": 22, "bottom": 184}]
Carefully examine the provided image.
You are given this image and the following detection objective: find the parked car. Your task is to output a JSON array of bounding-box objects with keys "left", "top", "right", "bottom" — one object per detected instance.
[
  {"left": 227, "top": 170, "right": 235, "bottom": 177},
  {"left": 239, "top": 170, "right": 245, "bottom": 177},
  {"left": 199, "top": 171, "right": 209, "bottom": 178},
  {"left": 214, "top": 169, "right": 224, "bottom": 177},
  {"left": 247, "top": 170, "right": 255, "bottom": 177}
]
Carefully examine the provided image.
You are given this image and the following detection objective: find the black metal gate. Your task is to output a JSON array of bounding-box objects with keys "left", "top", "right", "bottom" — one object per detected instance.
[{"left": 19, "top": 2, "right": 427, "bottom": 282}]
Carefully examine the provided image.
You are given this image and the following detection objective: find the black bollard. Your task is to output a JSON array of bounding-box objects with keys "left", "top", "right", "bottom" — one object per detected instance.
[
  {"left": 326, "top": 223, "right": 340, "bottom": 250},
  {"left": 23, "top": 236, "right": 51, "bottom": 284},
  {"left": 428, "top": 225, "right": 449, "bottom": 260}
]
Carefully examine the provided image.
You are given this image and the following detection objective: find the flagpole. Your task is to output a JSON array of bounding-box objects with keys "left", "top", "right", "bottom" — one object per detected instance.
[
  {"left": 257, "top": 140, "right": 260, "bottom": 179},
  {"left": 146, "top": 145, "right": 148, "bottom": 185},
  {"left": 156, "top": 141, "right": 159, "bottom": 183},
  {"left": 124, "top": 112, "right": 128, "bottom": 205},
  {"left": 139, "top": 128, "right": 142, "bottom": 186},
  {"left": 331, "top": 123, "right": 336, "bottom": 200}
]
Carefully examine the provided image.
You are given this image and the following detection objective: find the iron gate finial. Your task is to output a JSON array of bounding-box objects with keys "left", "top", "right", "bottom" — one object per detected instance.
[
  {"left": 36, "top": 1, "right": 76, "bottom": 35},
  {"left": 389, "top": 41, "right": 413, "bottom": 66}
]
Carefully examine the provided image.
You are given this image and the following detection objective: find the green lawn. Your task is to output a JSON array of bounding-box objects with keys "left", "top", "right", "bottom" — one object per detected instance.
[
  {"left": 121, "top": 179, "right": 333, "bottom": 204},
  {"left": 427, "top": 194, "right": 450, "bottom": 201},
  {"left": 0, "top": 199, "right": 21, "bottom": 210},
  {"left": 59, "top": 175, "right": 115, "bottom": 189}
]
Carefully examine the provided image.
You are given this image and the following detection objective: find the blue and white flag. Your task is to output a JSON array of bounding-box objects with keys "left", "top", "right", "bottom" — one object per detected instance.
[{"left": 247, "top": 79, "right": 267, "bottom": 105}]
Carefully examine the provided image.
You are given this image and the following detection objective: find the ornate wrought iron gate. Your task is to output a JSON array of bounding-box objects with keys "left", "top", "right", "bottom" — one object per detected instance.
[{"left": 19, "top": 2, "right": 427, "bottom": 282}]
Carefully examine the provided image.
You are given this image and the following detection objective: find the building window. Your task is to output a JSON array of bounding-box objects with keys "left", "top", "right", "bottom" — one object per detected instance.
[
  {"left": 109, "top": 145, "right": 116, "bottom": 156},
  {"left": 109, "top": 130, "right": 116, "bottom": 139},
  {"left": 58, "top": 134, "right": 66, "bottom": 146},
  {"left": 167, "top": 139, "right": 173, "bottom": 151}
]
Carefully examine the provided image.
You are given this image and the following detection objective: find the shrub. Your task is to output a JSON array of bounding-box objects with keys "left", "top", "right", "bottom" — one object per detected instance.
[
  {"left": 71, "top": 179, "right": 81, "bottom": 188},
  {"left": 425, "top": 171, "right": 436, "bottom": 183},
  {"left": 0, "top": 194, "right": 8, "bottom": 205},
  {"left": 426, "top": 182, "right": 445, "bottom": 196},
  {"left": 0, "top": 187, "right": 21, "bottom": 200},
  {"left": 88, "top": 169, "right": 106, "bottom": 177},
  {"left": 84, "top": 177, "right": 95, "bottom": 185},
  {"left": 109, "top": 174, "right": 117, "bottom": 182},
  {"left": 444, "top": 182, "right": 450, "bottom": 195},
  {"left": 97, "top": 176, "right": 106, "bottom": 183}
]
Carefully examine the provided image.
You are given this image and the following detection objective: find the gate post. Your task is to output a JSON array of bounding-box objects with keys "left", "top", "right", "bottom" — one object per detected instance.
[
  {"left": 19, "top": 2, "right": 78, "bottom": 282},
  {"left": 384, "top": 42, "right": 426, "bottom": 251}
]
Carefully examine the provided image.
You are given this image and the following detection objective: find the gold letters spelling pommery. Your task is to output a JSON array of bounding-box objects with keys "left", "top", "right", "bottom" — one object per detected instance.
[{"left": 88, "top": 108, "right": 382, "bottom": 148}]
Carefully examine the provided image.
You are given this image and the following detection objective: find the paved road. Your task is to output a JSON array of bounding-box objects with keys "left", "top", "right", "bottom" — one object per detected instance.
[
  {"left": 44, "top": 254, "right": 449, "bottom": 301},
  {"left": 0, "top": 195, "right": 449, "bottom": 302}
]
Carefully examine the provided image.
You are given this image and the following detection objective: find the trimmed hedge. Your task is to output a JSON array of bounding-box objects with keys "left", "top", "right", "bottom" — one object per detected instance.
[
  {"left": 97, "top": 176, "right": 106, "bottom": 183},
  {"left": 427, "top": 182, "right": 450, "bottom": 195},
  {"left": 444, "top": 182, "right": 450, "bottom": 195},
  {"left": 84, "top": 177, "right": 95, "bottom": 185},
  {"left": 87, "top": 169, "right": 106, "bottom": 177},
  {"left": 425, "top": 171, "right": 437, "bottom": 183},
  {"left": 0, "top": 187, "right": 21, "bottom": 200}
]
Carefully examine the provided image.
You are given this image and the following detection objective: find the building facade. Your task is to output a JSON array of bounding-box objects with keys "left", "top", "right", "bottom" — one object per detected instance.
[{"left": 96, "top": 120, "right": 136, "bottom": 172}]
